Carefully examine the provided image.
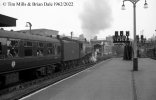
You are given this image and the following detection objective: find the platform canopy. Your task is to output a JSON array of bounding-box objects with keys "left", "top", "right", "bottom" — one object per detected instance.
[{"left": 0, "top": 14, "right": 17, "bottom": 27}]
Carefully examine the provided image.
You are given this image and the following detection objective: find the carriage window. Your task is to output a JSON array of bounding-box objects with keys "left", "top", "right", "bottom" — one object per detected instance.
[
  {"left": 27, "top": 42, "right": 32, "bottom": 46},
  {"left": 0, "top": 38, "right": 7, "bottom": 44},
  {"left": 47, "top": 49, "right": 52, "bottom": 54},
  {"left": 47, "top": 48, "right": 55, "bottom": 55},
  {"left": 24, "top": 41, "right": 32, "bottom": 47},
  {"left": 47, "top": 43, "right": 55, "bottom": 55},
  {"left": 38, "top": 42, "right": 44, "bottom": 47},
  {"left": 7, "top": 39, "right": 19, "bottom": 58},
  {"left": 57, "top": 46, "right": 61, "bottom": 55},
  {"left": 23, "top": 41, "right": 33, "bottom": 56},
  {"left": 7, "top": 39, "right": 19, "bottom": 47},
  {"left": 37, "top": 49, "right": 43, "bottom": 56},
  {"left": 0, "top": 42, "right": 2, "bottom": 55},
  {"left": 47, "top": 43, "right": 52, "bottom": 47},
  {"left": 0, "top": 38, "right": 7, "bottom": 58},
  {"left": 0, "top": 42, "right": 4, "bottom": 59},
  {"left": 7, "top": 48, "right": 18, "bottom": 58},
  {"left": 53, "top": 44, "right": 57, "bottom": 55}
]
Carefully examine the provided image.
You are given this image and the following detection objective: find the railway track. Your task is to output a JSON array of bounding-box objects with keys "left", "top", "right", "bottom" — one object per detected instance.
[{"left": 0, "top": 62, "right": 96, "bottom": 100}]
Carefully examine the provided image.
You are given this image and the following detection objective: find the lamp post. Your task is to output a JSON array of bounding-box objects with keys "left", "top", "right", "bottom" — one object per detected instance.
[
  {"left": 122, "top": 0, "right": 148, "bottom": 71},
  {"left": 154, "top": 30, "right": 156, "bottom": 49},
  {"left": 155, "top": 30, "right": 156, "bottom": 43},
  {"left": 26, "top": 22, "right": 32, "bottom": 34},
  {"left": 101, "top": 41, "right": 104, "bottom": 56},
  {"left": 71, "top": 31, "right": 73, "bottom": 39}
]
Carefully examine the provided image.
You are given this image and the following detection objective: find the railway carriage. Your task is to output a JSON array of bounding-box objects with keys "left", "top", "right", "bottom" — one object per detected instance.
[
  {"left": 0, "top": 30, "right": 61, "bottom": 87},
  {"left": 0, "top": 29, "right": 93, "bottom": 89}
]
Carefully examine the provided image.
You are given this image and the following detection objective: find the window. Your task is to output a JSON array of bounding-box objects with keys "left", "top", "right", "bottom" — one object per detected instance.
[
  {"left": 7, "top": 48, "right": 18, "bottom": 57},
  {"left": 57, "top": 46, "right": 61, "bottom": 55},
  {"left": 27, "top": 42, "right": 32, "bottom": 47},
  {"left": 53, "top": 44, "right": 61, "bottom": 55},
  {"left": 37, "top": 49, "right": 43, "bottom": 56},
  {"left": 0, "top": 38, "right": 7, "bottom": 56},
  {"left": 23, "top": 41, "right": 33, "bottom": 57},
  {"left": 38, "top": 42, "right": 44, "bottom": 47},
  {"left": 53, "top": 44, "right": 57, "bottom": 55},
  {"left": 0, "top": 42, "right": 2, "bottom": 55},
  {"left": 47, "top": 49, "right": 52, "bottom": 54},
  {"left": 47, "top": 43, "right": 52, "bottom": 47},
  {"left": 7, "top": 39, "right": 19, "bottom": 47},
  {"left": 7, "top": 39, "right": 19, "bottom": 58},
  {"left": 0, "top": 42, "right": 4, "bottom": 59},
  {"left": 47, "top": 43, "right": 55, "bottom": 55},
  {"left": 24, "top": 41, "right": 32, "bottom": 47}
]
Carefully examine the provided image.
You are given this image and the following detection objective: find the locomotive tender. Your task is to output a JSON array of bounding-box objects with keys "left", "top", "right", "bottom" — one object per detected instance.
[{"left": 0, "top": 29, "right": 92, "bottom": 88}]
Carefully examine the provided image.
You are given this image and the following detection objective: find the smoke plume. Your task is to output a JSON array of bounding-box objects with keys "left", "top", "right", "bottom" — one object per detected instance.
[{"left": 79, "top": 0, "right": 113, "bottom": 40}]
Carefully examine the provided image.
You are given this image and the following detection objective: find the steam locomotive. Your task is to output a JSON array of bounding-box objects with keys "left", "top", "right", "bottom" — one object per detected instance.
[{"left": 0, "top": 29, "right": 93, "bottom": 88}]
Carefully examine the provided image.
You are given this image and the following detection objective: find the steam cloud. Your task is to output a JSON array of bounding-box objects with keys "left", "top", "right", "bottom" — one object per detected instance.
[{"left": 80, "top": 0, "right": 113, "bottom": 40}]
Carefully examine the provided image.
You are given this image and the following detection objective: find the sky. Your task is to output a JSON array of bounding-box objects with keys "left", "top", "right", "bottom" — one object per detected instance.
[{"left": 0, "top": 0, "right": 156, "bottom": 40}]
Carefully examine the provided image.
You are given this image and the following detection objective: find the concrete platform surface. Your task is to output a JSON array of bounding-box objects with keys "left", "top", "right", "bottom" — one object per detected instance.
[
  {"left": 20, "top": 58, "right": 156, "bottom": 100},
  {"left": 134, "top": 58, "right": 156, "bottom": 100}
]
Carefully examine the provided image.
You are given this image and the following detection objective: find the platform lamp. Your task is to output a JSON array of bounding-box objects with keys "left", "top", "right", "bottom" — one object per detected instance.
[
  {"left": 122, "top": 0, "right": 148, "bottom": 71},
  {"left": 26, "top": 22, "right": 32, "bottom": 34}
]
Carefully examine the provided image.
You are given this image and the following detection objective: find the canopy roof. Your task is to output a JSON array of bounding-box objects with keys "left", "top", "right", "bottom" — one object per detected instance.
[{"left": 0, "top": 14, "right": 17, "bottom": 27}]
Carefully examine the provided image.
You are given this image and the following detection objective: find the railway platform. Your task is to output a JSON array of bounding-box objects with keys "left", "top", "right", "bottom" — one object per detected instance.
[{"left": 20, "top": 58, "right": 156, "bottom": 100}]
